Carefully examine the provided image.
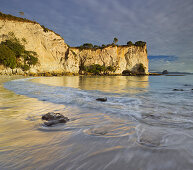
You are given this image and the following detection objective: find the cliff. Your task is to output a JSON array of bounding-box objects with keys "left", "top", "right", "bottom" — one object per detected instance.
[
  {"left": 0, "top": 12, "right": 148, "bottom": 75},
  {"left": 68, "top": 45, "right": 148, "bottom": 74}
]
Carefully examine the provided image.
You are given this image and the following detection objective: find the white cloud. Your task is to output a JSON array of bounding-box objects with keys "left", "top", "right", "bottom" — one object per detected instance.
[{"left": 1, "top": 0, "right": 193, "bottom": 72}]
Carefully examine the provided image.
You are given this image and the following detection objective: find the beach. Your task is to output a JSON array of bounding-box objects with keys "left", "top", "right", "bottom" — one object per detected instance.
[{"left": 0, "top": 75, "right": 193, "bottom": 170}]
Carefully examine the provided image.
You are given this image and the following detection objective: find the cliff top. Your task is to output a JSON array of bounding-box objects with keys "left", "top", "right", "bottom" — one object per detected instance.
[
  {"left": 70, "top": 42, "right": 146, "bottom": 51},
  {"left": 0, "top": 12, "right": 146, "bottom": 49},
  {"left": 0, "top": 11, "right": 62, "bottom": 37},
  {"left": 0, "top": 12, "right": 37, "bottom": 24}
]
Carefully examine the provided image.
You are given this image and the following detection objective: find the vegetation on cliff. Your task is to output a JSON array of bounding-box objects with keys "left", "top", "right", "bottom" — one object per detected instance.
[
  {"left": 0, "top": 11, "right": 37, "bottom": 24},
  {"left": 0, "top": 12, "right": 62, "bottom": 37},
  {"left": 74, "top": 39, "right": 146, "bottom": 50},
  {"left": 81, "top": 64, "right": 116, "bottom": 75},
  {"left": 122, "top": 63, "right": 146, "bottom": 75},
  {"left": 0, "top": 32, "right": 38, "bottom": 70}
]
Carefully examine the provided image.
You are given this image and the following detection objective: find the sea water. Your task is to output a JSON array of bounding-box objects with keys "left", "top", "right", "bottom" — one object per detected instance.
[{"left": 0, "top": 75, "right": 193, "bottom": 170}]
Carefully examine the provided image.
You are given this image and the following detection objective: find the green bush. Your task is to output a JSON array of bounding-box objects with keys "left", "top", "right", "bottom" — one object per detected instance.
[
  {"left": 107, "top": 66, "right": 116, "bottom": 72},
  {"left": 135, "top": 41, "right": 146, "bottom": 47},
  {"left": 137, "top": 63, "right": 145, "bottom": 73},
  {"left": 127, "top": 41, "right": 133, "bottom": 46},
  {"left": 41, "top": 25, "right": 49, "bottom": 32},
  {"left": 21, "top": 64, "right": 30, "bottom": 71},
  {"left": 23, "top": 51, "right": 38, "bottom": 65},
  {"left": 1, "top": 40, "right": 25, "bottom": 57},
  {"left": 113, "top": 37, "right": 118, "bottom": 44},
  {"left": 0, "top": 44, "right": 17, "bottom": 69},
  {"left": 122, "top": 70, "right": 132, "bottom": 76},
  {"left": 82, "top": 64, "right": 116, "bottom": 75},
  {"left": 0, "top": 35, "right": 38, "bottom": 70},
  {"left": 83, "top": 43, "right": 93, "bottom": 48}
]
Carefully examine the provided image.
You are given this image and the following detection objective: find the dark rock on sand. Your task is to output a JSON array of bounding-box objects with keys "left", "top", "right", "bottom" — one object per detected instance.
[
  {"left": 173, "top": 89, "right": 184, "bottom": 91},
  {"left": 96, "top": 97, "right": 107, "bottom": 102},
  {"left": 42, "top": 112, "right": 69, "bottom": 126}
]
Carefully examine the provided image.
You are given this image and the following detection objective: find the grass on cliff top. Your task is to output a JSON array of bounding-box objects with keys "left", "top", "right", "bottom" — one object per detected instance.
[
  {"left": 0, "top": 12, "right": 63, "bottom": 38},
  {"left": 72, "top": 41, "right": 146, "bottom": 50}
]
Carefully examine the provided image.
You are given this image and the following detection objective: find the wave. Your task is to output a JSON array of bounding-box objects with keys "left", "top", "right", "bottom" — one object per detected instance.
[{"left": 4, "top": 78, "right": 142, "bottom": 118}]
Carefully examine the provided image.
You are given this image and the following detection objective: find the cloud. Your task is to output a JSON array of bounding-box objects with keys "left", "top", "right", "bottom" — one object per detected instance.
[{"left": 1, "top": 0, "right": 193, "bottom": 72}]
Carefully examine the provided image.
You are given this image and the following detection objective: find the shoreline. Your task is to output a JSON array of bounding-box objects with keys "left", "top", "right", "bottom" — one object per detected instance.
[{"left": 0, "top": 71, "right": 160, "bottom": 77}]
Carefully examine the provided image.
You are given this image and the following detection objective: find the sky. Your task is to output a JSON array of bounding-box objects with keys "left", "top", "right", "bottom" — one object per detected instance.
[{"left": 1, "top": 0, "right": 193, "bottom": 72}]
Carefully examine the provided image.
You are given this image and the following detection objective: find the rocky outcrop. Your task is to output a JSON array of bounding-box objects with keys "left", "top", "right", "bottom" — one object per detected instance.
[
  {"left": 68, "top": 45, "right": 148, "bottom": 74},
  {"left": 0, "top": 14, "right": 148, "bottom": 75},
  {"left": 0, "top": 19, "right": 69, "bottom": 74}
]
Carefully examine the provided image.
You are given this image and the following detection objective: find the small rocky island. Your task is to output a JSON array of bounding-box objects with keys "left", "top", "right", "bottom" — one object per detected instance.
[{"left": 0, "top": 12, "right": 148, "bottom": 76}]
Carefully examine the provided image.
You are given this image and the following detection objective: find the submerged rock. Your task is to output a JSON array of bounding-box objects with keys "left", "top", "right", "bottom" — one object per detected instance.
[
  {"left": 42, "top": 112, "right": 69, "bottom": 126},
  {"left": 173, "top": 89, "right": 184, "bottom": 91},
  {"left": 96, "top": 97, "right": 107, "bottom": 102}
]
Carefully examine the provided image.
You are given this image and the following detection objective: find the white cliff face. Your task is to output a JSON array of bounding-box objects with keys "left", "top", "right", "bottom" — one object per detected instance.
[
  {"left": 0, "top": 20, "right": 69, "bottom": 74},
  {"left": 0, "top": 19, "right": 148, "bottom": 75},
  {"left": 69, "top": 45, "right": 148, "bottom": 74}
]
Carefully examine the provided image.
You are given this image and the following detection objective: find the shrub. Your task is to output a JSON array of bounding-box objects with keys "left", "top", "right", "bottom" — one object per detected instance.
[
  {"left": 127, "top": 41, "right": 133, "bottom": 46},
  {"left": 23, "top": 51, "right": 38, "bottom": 65},
  {"left": 0, "top": 44, "right": 17, "bottom": 69},
  {"left": 21, "top": 64, "right": 30, "bottom": 71},
  {"left": 41, "top": 25, "right": 49, "bottom": 32},
  {"left": 113, "top": 37, "right": 118, "bottom": 44},
  {"left": 1, "top": 40, "right": 25, "bottom": 57},
  {"left": 135, "top": 41, "right": 146, "bottom": 47},
  {"left": 0, "top": 35, "right": 38, "bottom": 70},
  {"left": 81, "top": 64, "right": 116, "bottom": 75},
  {"left": 137, "top": 63, "right": 145, "bottom": 74},
  {"left": 83, "top": 43, "right": 93, "bottom": 48},
  {"left": 122, "top": 70, "right": 132, "bottom": 76},
  {"left": 94, "top": 45, "right": 99, "bottom": 48},
  {"left": 107, "top": 66, "right": 116, "bottom": 72}
]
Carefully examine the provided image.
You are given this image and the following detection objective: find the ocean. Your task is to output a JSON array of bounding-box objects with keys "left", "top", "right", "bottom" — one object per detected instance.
[{"left": 0, "top": 75, "right": 193, "bottom": 170}]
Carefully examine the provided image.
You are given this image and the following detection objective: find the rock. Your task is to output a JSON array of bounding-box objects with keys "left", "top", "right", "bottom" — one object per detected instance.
[
  {"left": 173, "top": 89, "right": 184, "bottom": 91},
  {"left": 162, "top": 70, "right": 168, "bottom": 74},
  {"left": 0, "top": 13, "right": 148, "bottom": 75},
  {"left": 122, "top": 70, "right": 132, "bottom": 76},
  {"left": 96, "top": 97, "right": 107, "bottom": 102},
  {"left": 42, "top": 112, "right": 69, "bottom": 126}
]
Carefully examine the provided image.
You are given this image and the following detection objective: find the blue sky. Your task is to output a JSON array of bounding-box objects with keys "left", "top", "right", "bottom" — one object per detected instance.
[{"left": 1, "top": 0, "right": 193, "bottom": 72}]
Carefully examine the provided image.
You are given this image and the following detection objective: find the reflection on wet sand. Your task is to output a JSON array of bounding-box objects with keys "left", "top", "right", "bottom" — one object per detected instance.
[{"left": 32, "top": 76, "right": 149, "bottom": 94}]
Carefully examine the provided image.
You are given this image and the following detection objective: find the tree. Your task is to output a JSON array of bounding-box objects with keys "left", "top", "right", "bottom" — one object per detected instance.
[
  {"left": 135, "top": 41, "right": 146, "bottom": 47},
  {"left": 113, "top": 37, "right": 118, "bottom": 44},
  {"left": 83, "top": 43, "right": 93, "bottom": 48},
  {"left": 19, "top": 12, "right": 24, "bottom": 16},
  {"left": 127, "top": 41, "right": 133, "bottom": 46},
  {"left": 1, "top": 40, "right": 25, "bottom": 58},
  {"left": 0, "top": 35, "right": 38, "bottom": 70},
  {"left": 0, "top": 44, "right": 17, "bottom": 69},
  {"left": 137, "top": 63, "right": 145, "bottom": 74}
]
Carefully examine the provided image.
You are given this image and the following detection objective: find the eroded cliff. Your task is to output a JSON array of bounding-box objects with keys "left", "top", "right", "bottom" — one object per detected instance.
[
  {"left": 0, "top": 13, "right": 148, "bottom": 75},
  {"left": 68, "top": 45, "right": 148, "bottom": 74}
]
